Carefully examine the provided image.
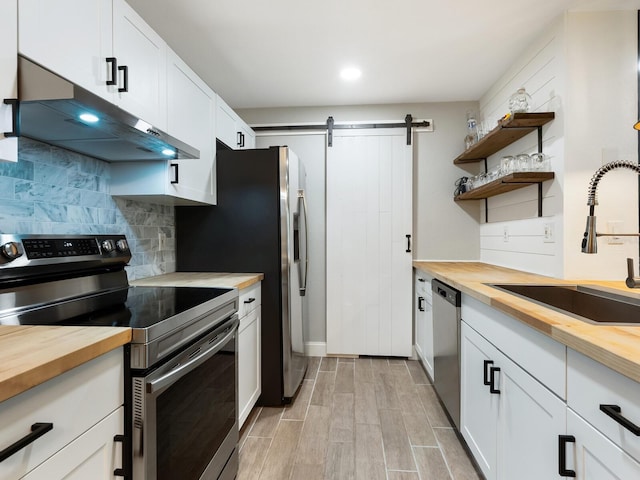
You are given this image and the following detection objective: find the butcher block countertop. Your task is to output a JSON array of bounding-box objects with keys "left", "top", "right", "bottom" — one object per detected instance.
[
  {"left": 131, "top": 272, "right": 264, "bottom": 290},
  {"left": 414, "top": 261, "right": 640, "bottom": 383},
  {"left": 0, "top": 326, "right": 131, "bottom": 403}
]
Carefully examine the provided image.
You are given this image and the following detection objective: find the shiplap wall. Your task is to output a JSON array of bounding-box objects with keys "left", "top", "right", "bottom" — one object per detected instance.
[
  {"left": 479, "top": 9, "right": 639, "bottom": 280},
  {"left": 478, "top": 16, "right": 566, "bottom": 277}
]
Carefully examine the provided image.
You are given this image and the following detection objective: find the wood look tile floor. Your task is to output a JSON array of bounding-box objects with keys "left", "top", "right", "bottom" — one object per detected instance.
[{"left": 237, "top": 357, "right": 483, "bottom": 480}]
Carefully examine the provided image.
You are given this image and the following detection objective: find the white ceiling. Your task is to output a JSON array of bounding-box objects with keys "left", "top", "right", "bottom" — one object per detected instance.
[{"left": 126, "top": 0, "right": 640, "bottom": 109}]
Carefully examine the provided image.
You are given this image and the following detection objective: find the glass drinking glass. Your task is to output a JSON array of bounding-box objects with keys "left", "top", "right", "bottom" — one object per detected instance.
[
  {"left": 515, "top": 154, "right": 531, "bottom": 172},
  {"left": 500, "top": 156, "right": 515, "bottom": 176},
  {"left": 530, "top": 152, "right": 549, "bottom": 171}
]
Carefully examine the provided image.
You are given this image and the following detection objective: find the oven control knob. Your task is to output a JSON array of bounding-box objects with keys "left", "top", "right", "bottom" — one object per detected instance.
[
  {"left": 116, "top": 239, "right": 129, "bottom": 252},
  {"left": 101, "top": 239, "right": 115, "bottom": 253},
  {"left": 1, "top": 242, "right": 23, "bottom": 261}
]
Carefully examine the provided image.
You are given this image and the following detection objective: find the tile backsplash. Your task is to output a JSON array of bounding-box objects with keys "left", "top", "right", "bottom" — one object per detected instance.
[{"left": 0, "top": 138, "right": 175, "bottom": 280}]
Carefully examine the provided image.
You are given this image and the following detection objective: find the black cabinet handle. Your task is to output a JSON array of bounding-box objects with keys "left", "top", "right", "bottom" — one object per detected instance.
[
  {"left": 243, "top": 297, "right": 256, "bottom": 304},
  {"left": 600, "top": 404, "right": 640, "bottom": 436},
  {"left": 170, "top": 163, "right": 179, "bottom": 184},
  {"left": 118, "top": 65, "right": 128, "bottom": 93},
  {"left": 3, "top": 99, "right": 19, "bottom": 137},
  {"left": 0, "top": 422, "right": 53, "bottom": 462},
  {"left": 406, "top": 234, "right": 411, "bottom": 253},
  {"left": 106, "top": 57, "right": 117, "bottom": 86},
  {"left": 483, "top": 360, "right": 494, "bottom": 386},
  {"left": 418, "top": 278, "right": 426, "bottom": 282},
  {"left": 113, "top": 434, "right": 126, "bottom": 478},
  {"left": 418, "top": 296, "right": 425, "bottom": 312},
  {"left": 237, "top": 131, "right": 245, "bottom": 148},
  {"left": 558, "top": 435, "right": 576, "bottom": 477},
  {"left": 489, "top": 366, "right": 501, "bottom": 394}
]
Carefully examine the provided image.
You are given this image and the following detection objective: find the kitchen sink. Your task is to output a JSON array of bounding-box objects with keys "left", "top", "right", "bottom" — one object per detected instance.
[{"left": 489, "top": 283, "right": 640, "bottom": 325}]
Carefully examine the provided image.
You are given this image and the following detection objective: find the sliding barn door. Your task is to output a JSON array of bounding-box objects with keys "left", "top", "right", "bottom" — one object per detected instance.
[{"left": 326, "top": 130, "right": 412, "bottom": 357}]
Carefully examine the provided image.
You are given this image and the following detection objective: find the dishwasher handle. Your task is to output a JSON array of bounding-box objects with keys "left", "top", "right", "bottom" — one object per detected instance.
[{"left": 431, "top": 279, "right": 461, "bottom": 307}]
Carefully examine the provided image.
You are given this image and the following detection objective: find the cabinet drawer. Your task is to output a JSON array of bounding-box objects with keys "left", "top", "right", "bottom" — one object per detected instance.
[
  {"left": 0, "top": 349, "right": 123, "bottom": 479},
  {"left": 461, "top": 295, "right": 565, "bottom": 398},
  {"left": 568, "top": 348, "right": 640, "bottom": 462},
  {"left": 239, "top": 282, "right": 261, "bottom": 318}
]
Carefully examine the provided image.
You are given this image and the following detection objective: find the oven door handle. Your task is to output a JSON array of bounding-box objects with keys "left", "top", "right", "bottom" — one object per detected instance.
[{"left": 147, "top": 317, "right": 239, "bottom": 395}]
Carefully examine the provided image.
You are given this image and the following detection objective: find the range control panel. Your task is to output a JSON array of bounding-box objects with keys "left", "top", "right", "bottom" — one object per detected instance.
[{"left": 0, "top": 234, "right": 131, "bottom": 268}]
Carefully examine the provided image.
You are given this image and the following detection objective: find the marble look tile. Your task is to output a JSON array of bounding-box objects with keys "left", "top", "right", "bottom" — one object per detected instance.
[
  {"left": 18, "top": 138, "right": 50, "bottom": 163},
  {"left": 34, "top": 163, "right": 67, "bottom": 186},
  {"left": 0, "top": 159, "right": 34, "bottom": 180},
  {"left": 0, "top": 177, "right": 14, "bottom": 199},
  {"left": 257, "top": 420, "right": 303, "bottom": 480},
  {"left": 99, "top": 208, "right": 117, "bottom": 225},
  {"left": 413, "top": 446, "right": 452, "bottom": 480},
  {"left": 68, "top": 170, "right": 99, "bottom": 191},
  {"left": 67, "top": 206, "right": 100, "bottom": 224},
  {"left": 434, "top": 428, "right": 482, "bottom": 480},
  {"left": 1, "top": 200, "right": 34, "bottom": 221},
  {"left": 15, "top": 180, "right": 80, "bottom": 204},
  {"left": 35, "top": 202, "right": 67, "bottom": 223},
  {"left": 237, "top": 436, "right": 271, "bottom": 480},
  {"left": 81, "top": 190, "right": 108, "bottom": 208}
]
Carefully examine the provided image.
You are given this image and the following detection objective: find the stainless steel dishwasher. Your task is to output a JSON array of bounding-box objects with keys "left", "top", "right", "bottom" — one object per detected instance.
[{"left": 432, "top": 278, "right": 462, "bottom": 429}]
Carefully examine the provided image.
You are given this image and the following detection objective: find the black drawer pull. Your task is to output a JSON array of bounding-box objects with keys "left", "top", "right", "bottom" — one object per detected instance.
[
  {"left": 113, "top": 434, "right": 126, "bottom": 477},
  {"left": 0, "top": 422, "right": 53, "bottom": 462},
  {"left": 170, "top": 163, "right": 179, "bottom": 184},
  {"left": 106, "top": 57, "right": 117, "bottom": 86},
  {"left": 483, "top": 360, "right": 494, "bottom": 386},
  {"left": 418, "top": 296, "right": 425, "bottom": 312},
  {"left": 600, "top": 404, "right": 640, "bottom": 436},
  {"left": 489, "top": 366, "right": 501, "bottom": 394},
  {"left": 118, "top": 65, "right": 128, "bottom": 93},
  {"left": 243, "top": 297, "right": 256, "bottom": 304},
  {"left": 558, "top": 435, "right": 576, "bottom": 477}
]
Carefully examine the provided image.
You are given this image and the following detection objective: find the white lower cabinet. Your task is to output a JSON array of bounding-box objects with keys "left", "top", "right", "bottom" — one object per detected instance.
[
  {"left": 238, "top": 282, "right": 262, "bottom": 427},
  {"left": 461, "top": 322, "right": 566, "bottom": 480},
  {"left": 0, "top": 349, "right": 124, "bottom": 480},
  {"left": 0, "top": 0, "right": 18, "bottom": 162},
  {"left": 413, "top": 270, "right": 434, "bottom": 380}
]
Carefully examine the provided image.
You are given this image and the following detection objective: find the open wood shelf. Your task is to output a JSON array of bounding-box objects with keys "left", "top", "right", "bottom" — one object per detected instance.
[
  {"left": 454, "top": 112, "right": 555, "bottom": 164},
  {"left": 454, "top": 172, "right": 555, "bottom": 200}
]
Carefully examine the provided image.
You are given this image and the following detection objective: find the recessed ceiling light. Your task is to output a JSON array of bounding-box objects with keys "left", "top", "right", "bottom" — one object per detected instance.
[
  {"left": 79, "top": 113, "right": 99, "bottom": 123},
  {"left": 162, "top": 148, "right": 176, "bottom": 157},
  {"left": 340, "top": 67, "right": 362, "bottom": 81}
]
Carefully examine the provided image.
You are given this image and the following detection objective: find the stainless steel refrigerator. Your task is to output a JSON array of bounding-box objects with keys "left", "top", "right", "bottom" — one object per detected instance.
[{"left": 175, "top": 146, "right": 308, "bottom": 405}]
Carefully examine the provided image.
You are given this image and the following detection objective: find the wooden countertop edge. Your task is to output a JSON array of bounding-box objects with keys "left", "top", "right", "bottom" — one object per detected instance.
[
  {"left": 131, "top": 272, "right": 264, "bottom": 289},
  {"left": 413, "top": 261, "right": 640, "bottom": 383},
  {"left": 0, "top": 327, "right": 131, "bottom": 403}
]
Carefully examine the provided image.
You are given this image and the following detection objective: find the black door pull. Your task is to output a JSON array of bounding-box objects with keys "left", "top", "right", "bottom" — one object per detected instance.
[
  {"left": 489, "top": 366, "right": 501, "bottom": 394},
  {"left": 3, "top": 99, "right": 19, "bottom": 137},
  {"left": 106, "top": 57, "right": 117, "bottom": 86},
  {"left": 483, "top": 360, "right": 494, "bottom": 386},
  {"left": 406, "top": 234, "right": 411, "bottom": 253},
  {"left": 118, "top": 65, "right": 129, "bottom": 93},
  {"left": 0, "top": 422, "right": 53, "bottom": 462},
  {"left": 600, "top": 404, "right": 640, "bottom": 436},
  {"left": 170, "top": 163, "right": 179, "bottom": 184},
  {"left": 558, "top": 435, "right": 576, "bottom": 477},
  {"left": 418, "top": 296, "right": 425, "bottom": 312}
]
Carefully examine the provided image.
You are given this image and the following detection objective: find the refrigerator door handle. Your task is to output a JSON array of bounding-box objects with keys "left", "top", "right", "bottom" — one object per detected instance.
[{"left": 298, "top": 190, "right": 309, "bottom": 296}]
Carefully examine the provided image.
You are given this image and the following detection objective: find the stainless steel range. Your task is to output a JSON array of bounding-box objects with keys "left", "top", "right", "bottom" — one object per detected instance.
[{"left": 0, "top": 234, "right": 240, "bottom": 480}]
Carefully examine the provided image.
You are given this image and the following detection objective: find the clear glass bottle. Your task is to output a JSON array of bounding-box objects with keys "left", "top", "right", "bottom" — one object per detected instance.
[
  {"left": 508, "top": 87, "right": 532, "bottom": 114},
  {"left": 464, "top": 111, "right": 478, "bottom": 149}
]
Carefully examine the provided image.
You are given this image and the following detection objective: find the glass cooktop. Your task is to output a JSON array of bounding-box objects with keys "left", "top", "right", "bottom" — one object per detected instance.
[{"left": 1, "top": 286, "right": 233, "bottom": 329}]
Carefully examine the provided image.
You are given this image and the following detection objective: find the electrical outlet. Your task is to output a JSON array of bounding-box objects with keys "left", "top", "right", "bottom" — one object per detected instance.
[
  {"left": 158, "top": 232, "right": 167, "bottom": 250},
  {"left": 543, "top": 222, "right": 555, "bottom": 243},
  {"left": 607, "top": 221, "right": 623, "bottom": 245},
  {"left": 503, "top": 226, "right": 509, "bottom": 243}
]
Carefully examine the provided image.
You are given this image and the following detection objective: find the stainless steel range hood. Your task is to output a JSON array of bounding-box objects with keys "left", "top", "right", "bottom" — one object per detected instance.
[{"left": 17, "top": 57, "right": 199, "bottom": 162}]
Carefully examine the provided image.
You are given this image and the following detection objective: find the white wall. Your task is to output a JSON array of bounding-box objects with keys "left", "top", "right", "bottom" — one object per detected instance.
[
  {"left": 478, "top": 9, "right": 639, "bottom": 280},
  {"left": 239, "top": 103, "right": 481, "bottom": 346}
]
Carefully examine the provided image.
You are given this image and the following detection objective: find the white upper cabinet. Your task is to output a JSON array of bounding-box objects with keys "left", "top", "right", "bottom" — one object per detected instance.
[
  {"left": 0, "top": 0, "right": 18, "bottom": 162},
  {"left": 112, "top": 0, "right": 167, "bottom": 130},
  {"left": 19, "top": 0, "right": 167, "bottom": 130},
  {"left": 216, "top": 94, "right": 255, "bottom": 150},
  {"left": 18, "top": 0, "right": 113, "bottom": 102},
  {"left": 110, "top": 47, "right": 216, "bottom": 205}
]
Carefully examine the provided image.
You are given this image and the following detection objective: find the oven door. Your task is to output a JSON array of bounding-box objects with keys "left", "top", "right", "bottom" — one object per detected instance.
[{"left": 132, "top": 315, "right": 239, "bottom": 480}]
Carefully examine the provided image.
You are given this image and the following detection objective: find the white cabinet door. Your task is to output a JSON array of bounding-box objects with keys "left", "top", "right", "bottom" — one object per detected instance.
[
  {"left": 238, "top": 307, "right": 261, "bottom": 427},
  {"left": 461, "top": 321, "right": 499, "bottom": 480},
  {"left": 216, "top": 95, "right": 239, "bottom": 149},
  {"left": 237, "top": 119, "right": 255, "bottom": 149},
  {"left": 18, "top": 0, "right": 113, "bottom": 102},
  {"left": 414, "top": 272, "right": 433, "bottom": 379},
  {"left": 326, "top": 130, "right": 413, "bottom": 357},
  {"left": 0, "top": 0, "right": 18, "bottom": 162},
  {"left": 497, "top": 348, "right": 567, "bottom": 480},
  {"left": 568, "top": 409, "right": 640, "bottom": 480},
  {"left": 166, "top": 47, "right": 216, "bottom": 204},
  {"left": 112, "top": 0, "right": 166, "bottom": 130},
  {"left": 21, "top": 407, "right": 124, "bottom": 480}
]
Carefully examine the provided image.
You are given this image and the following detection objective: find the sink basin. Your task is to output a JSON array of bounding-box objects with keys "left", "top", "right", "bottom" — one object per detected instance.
[{"left": 489, "top": 284, "right": 640, "bottom": 325}]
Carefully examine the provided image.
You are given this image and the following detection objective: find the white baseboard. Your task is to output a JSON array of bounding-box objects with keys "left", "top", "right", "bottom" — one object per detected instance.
[{"left": 305, "top": 341, "right": 327, "bottom": 357}]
